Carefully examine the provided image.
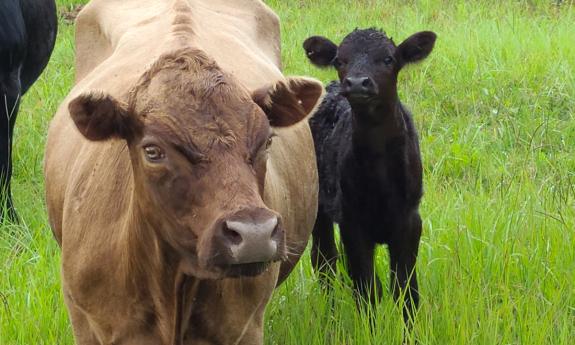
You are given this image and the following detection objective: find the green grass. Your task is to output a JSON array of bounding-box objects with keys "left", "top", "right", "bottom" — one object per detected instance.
[{"left": 1, "top": 0, "right": 574, "bottom": 344}]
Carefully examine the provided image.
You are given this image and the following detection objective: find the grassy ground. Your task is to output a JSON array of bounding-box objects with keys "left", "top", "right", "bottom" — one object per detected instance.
[{"left": 1, "top": 0, "right": 574, "bottom": 344}]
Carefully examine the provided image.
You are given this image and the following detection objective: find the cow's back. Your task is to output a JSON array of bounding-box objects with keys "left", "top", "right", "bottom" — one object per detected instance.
[{"left": 74, "top": 0, "right": 281, "bottom": 86}]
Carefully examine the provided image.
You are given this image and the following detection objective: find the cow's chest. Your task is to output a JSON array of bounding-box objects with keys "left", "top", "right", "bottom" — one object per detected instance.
[
  {"left": 64, "top": 261, "right": 164, "bottom": 344},
  {"left": 338, "top": 150, "right": 411, "bottom": 243},
  {"left": 73, "top": 293, "right": 161, "bottom": 344}
]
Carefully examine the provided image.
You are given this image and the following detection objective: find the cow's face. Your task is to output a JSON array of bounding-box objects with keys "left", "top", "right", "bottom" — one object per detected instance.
[
  {"left": 68, "top": 49, "right": 323, "bottom": 279},
  {"left": 303, "top": 29, "right": 436, "bottom": 105}
]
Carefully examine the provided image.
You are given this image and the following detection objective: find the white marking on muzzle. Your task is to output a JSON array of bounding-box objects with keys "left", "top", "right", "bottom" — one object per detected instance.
[{"left": 225, "top": 217, "right": 278, "bottom": 264}]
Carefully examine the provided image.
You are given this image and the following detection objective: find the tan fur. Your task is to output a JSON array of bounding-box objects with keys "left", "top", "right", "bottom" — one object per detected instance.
[{"left": 45, "top": 1, "right": 321, "bottom": 344}]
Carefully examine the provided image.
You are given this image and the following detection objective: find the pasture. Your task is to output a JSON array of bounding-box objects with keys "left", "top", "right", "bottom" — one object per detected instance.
[{"left": 1, "top": 0, "right": 574, "bottom": 344}]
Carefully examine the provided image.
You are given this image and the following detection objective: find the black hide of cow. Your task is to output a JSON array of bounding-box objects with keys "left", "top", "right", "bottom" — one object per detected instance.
[
  {"left": 303, "top": 28, "right": 436, "bottom": 322},
  {"left": 0, "top": 0, "right": 57, "bottom": 221}
]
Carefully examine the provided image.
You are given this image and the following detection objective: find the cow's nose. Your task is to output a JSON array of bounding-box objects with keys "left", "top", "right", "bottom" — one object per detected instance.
[
  {"left": 342, "top": 76, "right": 377, "bottom": 96},
  {"left": 217, "top": 211, "right": 284, "bottom": 264}
]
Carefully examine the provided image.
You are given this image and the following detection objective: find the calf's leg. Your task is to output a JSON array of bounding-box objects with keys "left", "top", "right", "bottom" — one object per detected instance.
[
  {"left": 340, "top": 221, "right": 381, "bottom": 304},
  {"left": 388, "top": 212, "right": 422, "bottom": 323},
  {"left": 311, "top": 208, "right": 337, "bottom": 282}
]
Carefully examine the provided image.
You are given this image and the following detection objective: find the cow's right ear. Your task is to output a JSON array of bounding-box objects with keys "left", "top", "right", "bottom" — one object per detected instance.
[
  {"left": 69, "top": 92, "right": 141, "bottom": 141},
  {"left": 252, "top": 77, "right": 324, "bottom": 127},
  {"left": 303, "top": 36, "right": 338, "bottom": 67},
  {"left": 396, "top": 31, "right": 437, "bottom": 68}
]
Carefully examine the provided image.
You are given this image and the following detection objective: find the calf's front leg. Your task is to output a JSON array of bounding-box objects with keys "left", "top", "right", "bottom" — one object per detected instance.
[
  {"left": 340, "top": 221, "right": 381, "bottom": 305},
  {"left": 388, "top": 212, "right": 422, "bottom": 323},
  {"left": 311, "top": 208, "right": 338, "bottom": 284}
]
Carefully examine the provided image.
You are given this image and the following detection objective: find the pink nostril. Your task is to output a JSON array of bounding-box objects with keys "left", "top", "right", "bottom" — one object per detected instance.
[
  {"left": 223, "top": 226, "right": 242, "bottom": 245},
  {"left": 270, "top": 223, "right": 280, "bottom": 239}
]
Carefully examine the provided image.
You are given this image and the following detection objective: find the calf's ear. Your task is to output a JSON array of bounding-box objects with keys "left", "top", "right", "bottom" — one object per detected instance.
[
  {"left": 252, "top": 77, "right": 324, "bottom": 127},
  {"left": 396, "top": 31, "right": 437, "bottom": 67},
  {"left": 303, "top": 36, "right": 338, "bottom": 67},
  {"left": 69, "top": 92, "right": 141, "bottom": 141}
]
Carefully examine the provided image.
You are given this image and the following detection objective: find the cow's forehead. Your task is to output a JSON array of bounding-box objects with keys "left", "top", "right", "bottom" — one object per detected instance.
[
  {"left": 142, "top": 101, "right": 268, "bottom": 153},
  {"left": 339, "top": 29, "right": 395, "bottom": 55},
  {"left": 128, "top": 48, "right": 270, "bottom": 153}
]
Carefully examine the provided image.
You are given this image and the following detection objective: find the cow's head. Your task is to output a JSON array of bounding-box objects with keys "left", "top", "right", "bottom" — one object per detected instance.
[
  {"left": 68, "top": 49, "right": 323, "bottom": 279},
  {"left": 303, "top": 29, "right": 436, "bottom": 105}
]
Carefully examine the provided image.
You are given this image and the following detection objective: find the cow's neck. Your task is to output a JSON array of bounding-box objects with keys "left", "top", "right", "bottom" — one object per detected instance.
[
  {"left": 121, "top": 196, "right": 198, "bottom": 344},
  {"left": 349, "top": 90, "right": 407, "bottom": 156}
]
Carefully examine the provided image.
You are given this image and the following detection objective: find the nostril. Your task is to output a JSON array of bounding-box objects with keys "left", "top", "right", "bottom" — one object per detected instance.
[
  {"left": 344, "top": 78, "right": 353, "bottom": 88},
  {"left": 223, "top": 225, "right": 242, "bottom": 245},
  {"left": 361, "top": 78, "right": 372, "bottom": 88},
  {"left": 270, "top": 223, "right": 280, "bottom": 240}
]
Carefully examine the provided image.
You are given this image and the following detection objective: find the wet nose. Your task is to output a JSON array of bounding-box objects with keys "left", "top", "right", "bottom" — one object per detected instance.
[
  {"left": 343, "top": 76, "right": 377, "bottom": 95},
  {"left": 217, "top": 210, "right": 284, "bottom": 265}
]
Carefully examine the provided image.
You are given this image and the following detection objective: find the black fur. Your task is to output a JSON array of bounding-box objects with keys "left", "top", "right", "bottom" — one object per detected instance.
[
  {"left": 0, "top": 0, "right": 57, "bottom": 221},
  {"left": 305, "top": 28, "right": 436, "bottom": 321}
]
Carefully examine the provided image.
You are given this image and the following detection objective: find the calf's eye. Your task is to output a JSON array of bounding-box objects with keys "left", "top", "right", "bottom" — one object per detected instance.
[
  {"left": 144, "top": 145, "right": 165, "bottom": 162},
  {"left": 383, "top": 56, "right": 393, "bottom": 65}
]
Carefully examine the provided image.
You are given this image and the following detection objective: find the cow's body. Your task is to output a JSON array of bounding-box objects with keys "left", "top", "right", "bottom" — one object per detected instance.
[
  {"left": 311, "top": 82, "right": 423, "bottom": 238},
  {"left": 45, "top": 1, "right": 320, "bottom": 344},
  {"left": 0, "top": 0, "right": 57, "bottom": 220},
  {"left": 303, "top": 28, "right": 436, "bottom": 322}
]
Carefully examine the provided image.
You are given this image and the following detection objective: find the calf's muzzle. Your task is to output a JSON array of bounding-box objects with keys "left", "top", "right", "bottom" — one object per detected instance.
[{"left": 341, "top": 76, "right": 378, "bottom": 99}]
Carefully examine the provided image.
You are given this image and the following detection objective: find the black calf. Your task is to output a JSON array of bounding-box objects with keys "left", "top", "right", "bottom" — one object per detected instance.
[
  {"left": 304, "top": 28, "right": 436, "bottom": 320},
  {"left": 0, "top": 0, "right": 57, "bottom": 220}
]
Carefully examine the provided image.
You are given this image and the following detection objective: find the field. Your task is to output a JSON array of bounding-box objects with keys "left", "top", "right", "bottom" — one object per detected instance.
[{"left": 1, "top": 0, "right": 574, "bottom": 344}]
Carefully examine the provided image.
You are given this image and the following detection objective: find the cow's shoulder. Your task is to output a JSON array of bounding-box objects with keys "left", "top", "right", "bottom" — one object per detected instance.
[{"left": 74, "top": 2, "right": 114, "bottom": 83}]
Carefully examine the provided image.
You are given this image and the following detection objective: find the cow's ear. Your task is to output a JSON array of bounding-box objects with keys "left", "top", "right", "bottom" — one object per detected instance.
[
  {"left": 69, "top": 92, "right": 141, "bottom": 141},
  {"left": 303, "top": 36, "right": 339, "bottom": 67},
  {"left": 396, "top": 31, "right": 436, "bottom": 67},
  {"left": 252, "top": 77, "right": 324, "bottom": 127}
]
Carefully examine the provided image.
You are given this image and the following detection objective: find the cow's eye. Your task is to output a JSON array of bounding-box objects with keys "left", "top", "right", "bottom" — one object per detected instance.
[
  {"left": 265, "top": 136, "right": 274, "bottom": 149},
  {"left": 144, "top": 145, "right": 165, "bottom": 162},
  {"left": 249, "top": 135, "right": 274, "bottom": 166},
  {"left": 383, "top": 56, "right": 393, "bottom": 65},
  {"left": 333, "top": 58, "right": 345, "bottom": 68}
]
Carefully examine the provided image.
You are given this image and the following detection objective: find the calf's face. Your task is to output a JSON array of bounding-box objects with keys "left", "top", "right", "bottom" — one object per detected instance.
[
  {"left": 304, "top": 29, "right": 436, "bottom": 104},
  {"left": 68, "top": 51, "right": 323, "bottom": 279}
]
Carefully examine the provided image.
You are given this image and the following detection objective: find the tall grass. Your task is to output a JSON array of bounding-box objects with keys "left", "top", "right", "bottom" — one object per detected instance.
[{"left": 1, "top": 1, "right": 574, "bottom": 344}]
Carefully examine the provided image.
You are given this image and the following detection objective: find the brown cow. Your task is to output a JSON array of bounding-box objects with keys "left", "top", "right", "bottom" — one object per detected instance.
[{"left": 44, "top": 1, "right": 323, "bottom": 344}]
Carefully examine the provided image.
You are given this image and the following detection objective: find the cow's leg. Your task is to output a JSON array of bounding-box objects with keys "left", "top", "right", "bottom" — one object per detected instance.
[
  {"left": 388, "top": 212, "right": 422, "bottom": 323},
  {"left": 63, "top": 287, "right": 100, "bottom": 345},
  {"left": 340, "top": 221, "right": 381, "bottom": 305},
  {"left": 311, "top": 207, "right": 337, "bottom": 283},
  {"left": 0, "top": 95, "right": 19, "bottom": 222}
]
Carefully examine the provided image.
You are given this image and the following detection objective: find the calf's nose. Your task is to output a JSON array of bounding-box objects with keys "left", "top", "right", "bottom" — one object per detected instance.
[
  {"left": 343, "top": 76, "right": 377, "bottom": 95},
  {"left": 219, "top": 212, "right": 283, "bottom": 264}
]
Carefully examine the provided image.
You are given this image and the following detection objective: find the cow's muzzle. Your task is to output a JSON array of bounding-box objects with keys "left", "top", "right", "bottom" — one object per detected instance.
[{"left": 210, "top": 208, "right": 286, "bottom": 272}]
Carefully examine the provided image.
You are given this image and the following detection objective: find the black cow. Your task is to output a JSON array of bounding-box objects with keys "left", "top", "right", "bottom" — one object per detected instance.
[
  {"left": 0, "top": 0, "right": 57, "bottom": 220},
  {"left": 303, "top": 28, "right": 436, "bottom": 320}
]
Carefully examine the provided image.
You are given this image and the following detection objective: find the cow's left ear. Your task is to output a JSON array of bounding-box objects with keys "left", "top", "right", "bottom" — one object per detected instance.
[
  {"left": 395, "top": 31, "right": 437, "bottom": 68},
  {"left": 252, "top": 77, "right": 324, "bottom": 127}
]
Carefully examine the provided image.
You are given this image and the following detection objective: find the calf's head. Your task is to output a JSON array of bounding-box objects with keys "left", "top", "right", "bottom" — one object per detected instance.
[
  {"left": 304, "top": 29, "right": 436, "bottom": 104},
  {"left": 68, "top": 49, "right": 323, "bottom": 279}
]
